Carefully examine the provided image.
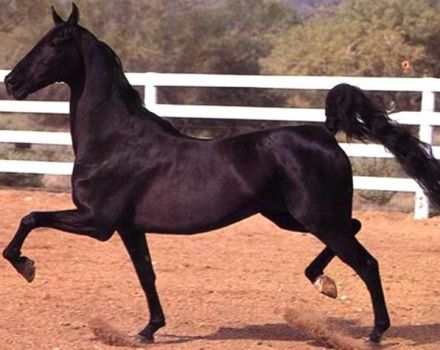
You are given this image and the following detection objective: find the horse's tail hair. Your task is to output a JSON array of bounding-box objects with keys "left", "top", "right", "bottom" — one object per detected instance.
[{"left": 325, "top": 83, "right": 440, "bottom": 208}]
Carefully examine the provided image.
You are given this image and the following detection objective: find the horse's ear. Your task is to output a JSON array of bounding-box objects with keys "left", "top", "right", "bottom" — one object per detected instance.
[
  {"left": 67, "top": 3, "right": 80, "bottom": 25},
  {"left": 52, "top": 6, "right": 65, "bottom": 25}
]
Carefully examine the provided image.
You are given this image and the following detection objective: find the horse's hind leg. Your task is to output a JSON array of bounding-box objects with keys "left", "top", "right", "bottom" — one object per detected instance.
[
  {"left": 305, "top": 218, "right": 361, "bottom": 298},
  {"left": 262, "top": 211, "right": 361, "bottom": 298},
  {"left": 318, "top": 230, "right": 390, "bottom": 343},
  {"left": 262, "top": 210, "right": 338, "bottom": 297},
  {"left": 118, "top": 227, "right": 165, "bottom": 342}
]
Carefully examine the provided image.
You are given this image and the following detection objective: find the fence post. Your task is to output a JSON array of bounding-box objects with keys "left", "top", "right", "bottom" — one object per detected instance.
[
  {"left": 415, "top": 87, "right": 435, "bottom": 219},
  {"left": 144, "top": 72, "right": 157, "bottom": 111}
]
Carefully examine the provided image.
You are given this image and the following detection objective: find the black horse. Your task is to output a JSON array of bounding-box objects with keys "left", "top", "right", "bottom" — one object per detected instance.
[{"left": 4, "top": 4, "right": 440, "bottom": 344}]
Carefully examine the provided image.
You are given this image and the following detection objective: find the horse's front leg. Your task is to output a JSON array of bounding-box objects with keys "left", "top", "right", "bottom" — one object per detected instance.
[
  {"left": 118, "top": 227, "right": 165, "bottom": 342},
  {"left": 3, "top": 209, "right": 114, "bottom": 282}
]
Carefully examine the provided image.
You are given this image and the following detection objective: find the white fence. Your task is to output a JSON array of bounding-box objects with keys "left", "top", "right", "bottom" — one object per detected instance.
[{"left": 1, "top": 69, "right": 440, "bottom": 218}]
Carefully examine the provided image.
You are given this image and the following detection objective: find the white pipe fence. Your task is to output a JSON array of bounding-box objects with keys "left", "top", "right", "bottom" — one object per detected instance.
[{"left": 1, "top": 69, "right": 440, "bottom": 218}]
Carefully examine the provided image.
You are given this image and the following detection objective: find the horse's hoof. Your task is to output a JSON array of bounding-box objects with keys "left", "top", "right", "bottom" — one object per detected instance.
[
  {"left": 366, "top": 331, "right": 383, "bottom": 345},
  {"left": 313, "top": 275, "right": 337, "bottom": 299},
  {"left": 138, "top": 326, "right": 156, "bottom": 343},
  {"left": 136, "top": 333, "right": 155, "bottom": 343},
  {"left": 14, "top": 256, "right": 36, "bottom": 283}
]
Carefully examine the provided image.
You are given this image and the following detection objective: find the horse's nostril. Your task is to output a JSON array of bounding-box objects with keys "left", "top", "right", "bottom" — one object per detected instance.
[{"left": 5, "top": 74, "right": 18, "bottom": 86}]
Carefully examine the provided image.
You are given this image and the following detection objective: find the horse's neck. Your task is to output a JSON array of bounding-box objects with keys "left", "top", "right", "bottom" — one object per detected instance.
[
  {"left": 79, "top": 36, "right": 114, "bottom": 99},
  {"left": 68, "top": 32, "right": 159, "bottom": 160},
  {"left": 72, "top": 32, "right": 116, "bottom": 112}
]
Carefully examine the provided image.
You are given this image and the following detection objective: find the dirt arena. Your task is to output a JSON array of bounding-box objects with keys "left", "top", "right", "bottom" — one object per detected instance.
[{"left": 0, "top": 189, "right": 439, "bottom": 350}]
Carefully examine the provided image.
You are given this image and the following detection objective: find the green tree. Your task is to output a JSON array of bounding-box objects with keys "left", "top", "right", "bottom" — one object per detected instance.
[{"left": 262, "top": 0, "right": 440, "bottom": 77}]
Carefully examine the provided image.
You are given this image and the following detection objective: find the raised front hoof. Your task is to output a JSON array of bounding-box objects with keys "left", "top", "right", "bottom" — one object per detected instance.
[
  {"left": 313, "top": 275, "right": 337, "bottom": 299},
  {"left": 13, "top": 256, "right": 36, "bottom": 283}
]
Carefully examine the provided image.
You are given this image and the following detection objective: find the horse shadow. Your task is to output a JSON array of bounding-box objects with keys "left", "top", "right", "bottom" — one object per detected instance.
[
  {"left": 159, "top": 323, "right": 313, "bottom": 345},
  {"left": 158, "top": 319, "right": 440, "bottom": 348}
]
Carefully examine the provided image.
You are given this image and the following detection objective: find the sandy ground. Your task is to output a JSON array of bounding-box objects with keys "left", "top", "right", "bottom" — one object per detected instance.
[{"left": 0, "top": 189, "right": 439, "bottom": 350}]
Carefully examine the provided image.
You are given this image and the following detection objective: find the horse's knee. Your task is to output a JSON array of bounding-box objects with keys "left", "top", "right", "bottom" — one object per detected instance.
[
  {"left": 20, "top": 212, "right": 38, "bottom": 229},
  {"left": 2, "top": 246, "right": 16, "bottom": 261},
  {"left": 3, "top": 212, "right": 39, "bottom": 261}
]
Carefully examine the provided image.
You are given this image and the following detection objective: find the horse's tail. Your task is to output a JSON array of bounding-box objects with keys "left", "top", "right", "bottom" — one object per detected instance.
[{"left": 325, "top": 83, "right": 440, "bottom": 208}]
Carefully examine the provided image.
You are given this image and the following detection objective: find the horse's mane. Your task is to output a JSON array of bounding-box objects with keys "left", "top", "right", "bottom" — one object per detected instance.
[{"left": 97, "top": 39, "right": 183, "bottom": 136}]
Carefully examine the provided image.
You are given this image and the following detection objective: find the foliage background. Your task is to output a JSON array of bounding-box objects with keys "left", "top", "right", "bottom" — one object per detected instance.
[{"left": 2, "top": 0, "right": 440, "bottom": 109}]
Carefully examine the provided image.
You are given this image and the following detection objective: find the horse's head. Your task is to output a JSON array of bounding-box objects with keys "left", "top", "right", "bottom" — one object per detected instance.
[{"left": 5, "top": 4, "right": 82, "bottom": 100}]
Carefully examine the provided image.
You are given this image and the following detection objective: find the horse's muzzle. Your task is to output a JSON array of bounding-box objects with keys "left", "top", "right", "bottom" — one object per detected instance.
[{"left": 5, "top": 70, "right": 28, "bottom": 100}]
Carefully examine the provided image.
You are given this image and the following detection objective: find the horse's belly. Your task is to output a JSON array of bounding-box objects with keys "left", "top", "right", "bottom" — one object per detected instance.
[{"left": 132, "top": 187, "right": 259, "bottom": 234}]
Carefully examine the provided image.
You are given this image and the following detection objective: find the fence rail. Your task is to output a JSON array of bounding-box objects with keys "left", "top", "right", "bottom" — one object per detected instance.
[{"left": 1, "top": 69, "right": 439, "bottom": 218}]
